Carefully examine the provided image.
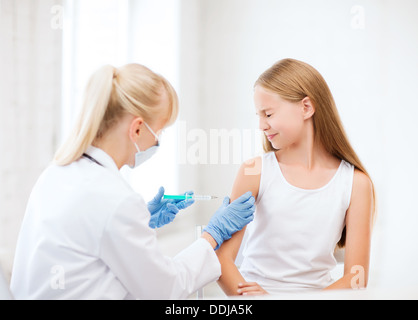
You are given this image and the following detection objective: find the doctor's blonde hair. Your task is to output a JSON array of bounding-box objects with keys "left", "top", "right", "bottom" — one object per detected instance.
[
  {"left": 54, "top": 64, "right": 178, "bottom": 166},
  {"left": 256, "top": 58, "right": 376, "bottom": 248}
]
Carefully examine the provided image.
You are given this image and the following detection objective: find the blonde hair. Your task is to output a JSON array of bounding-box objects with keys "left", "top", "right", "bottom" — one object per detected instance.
[
  {"left": 256, "top": 58, "right": 376, "bottom": 248},
  {"left": 54, "top": 63, "right": 178, "bottom": 166}
]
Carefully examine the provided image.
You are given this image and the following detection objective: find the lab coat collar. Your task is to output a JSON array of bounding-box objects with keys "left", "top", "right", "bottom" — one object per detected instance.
[{"left": 84, "top": 146, "right": 121, "bottom": 174}]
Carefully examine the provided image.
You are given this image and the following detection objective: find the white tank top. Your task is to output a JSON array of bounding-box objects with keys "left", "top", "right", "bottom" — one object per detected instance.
[{"left": 239, "top": 152, "right": 354, "bottom": 294}]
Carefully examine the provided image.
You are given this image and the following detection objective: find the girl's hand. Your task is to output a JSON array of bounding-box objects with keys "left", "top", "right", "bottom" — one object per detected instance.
[{"left": 237, "top": 282, "right": 268, "bottom": 296}]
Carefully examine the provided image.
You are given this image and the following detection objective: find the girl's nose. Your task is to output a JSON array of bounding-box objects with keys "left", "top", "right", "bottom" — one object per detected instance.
[{"left": 259, "top": 117, "right": 270, "bottom": 131}]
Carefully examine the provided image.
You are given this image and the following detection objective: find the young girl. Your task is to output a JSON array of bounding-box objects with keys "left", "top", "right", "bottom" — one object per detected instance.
[{"left": 217, "top": 59, "right": 375, "bottom": 296}]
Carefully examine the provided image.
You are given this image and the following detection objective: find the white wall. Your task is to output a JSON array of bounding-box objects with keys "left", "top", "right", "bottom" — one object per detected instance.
[{"left": 371, "top": 0, "right": 418, "bottom": 289}]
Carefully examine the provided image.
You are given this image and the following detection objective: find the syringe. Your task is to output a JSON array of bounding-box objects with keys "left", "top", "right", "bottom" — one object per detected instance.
[{"left": 163, "top": 194, "right": 218, "bottom": 201}]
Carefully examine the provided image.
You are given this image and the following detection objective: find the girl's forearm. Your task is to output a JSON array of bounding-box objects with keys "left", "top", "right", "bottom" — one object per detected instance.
[
  {"left": 217, "top": 258, "right": 246, "bottom": 296},
  {"left": 325, "top": 272, "right": 368, "bottom": 291}
]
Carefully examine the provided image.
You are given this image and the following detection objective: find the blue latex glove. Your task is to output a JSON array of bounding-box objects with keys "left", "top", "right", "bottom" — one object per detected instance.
[
  {"left": 148, "top": 187, "right": 195, "bottom": 229},
  {"left": 203, "top": 191, "right": 255, "bottom": 250}
]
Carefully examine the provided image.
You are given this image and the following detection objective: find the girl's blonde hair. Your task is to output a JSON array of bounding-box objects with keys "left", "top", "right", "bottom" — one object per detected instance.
[
  {"left": 255, "top": 58, "right": 376, "bottom": 248},
  {"left": 54, "top": 63, "right": 178, "bottom": 166}
]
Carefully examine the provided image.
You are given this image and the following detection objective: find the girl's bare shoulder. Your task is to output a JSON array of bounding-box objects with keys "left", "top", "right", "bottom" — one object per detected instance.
[
  {"left": 231, "top": 156, "right": 262, "bottom": 201},
  {"left": 352, "top": 169, "right": 373, "bottom": 198}
]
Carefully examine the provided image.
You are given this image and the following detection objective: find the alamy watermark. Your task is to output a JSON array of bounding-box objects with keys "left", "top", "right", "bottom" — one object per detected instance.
[
  {"left": 50, "top": 265, "right": 65, "bottom": 290},
  {"left": 50, "top": 4, "right": 63, "bottom": 30},
  {"left": 351, "top": 5, "right": 366, "bottom": 30},
  {"left": 176, "top": 121, "right": 263, "bottom": 173},
  {"left": 350, "top": 265, "right": 366, "bottom": 289}
]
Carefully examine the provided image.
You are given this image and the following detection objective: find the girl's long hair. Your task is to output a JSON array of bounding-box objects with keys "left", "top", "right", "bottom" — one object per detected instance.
[
  {"left": 54, "top": 63, "right": 178, "bottom": 166},
  {"left": 256, "top": 58, "right": 376, "bottom": 248}
]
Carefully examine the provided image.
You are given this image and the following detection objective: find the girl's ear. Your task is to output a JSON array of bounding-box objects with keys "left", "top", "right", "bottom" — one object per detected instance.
[{"left": 302, "top": 97, "right": 315, "bottom": 120}]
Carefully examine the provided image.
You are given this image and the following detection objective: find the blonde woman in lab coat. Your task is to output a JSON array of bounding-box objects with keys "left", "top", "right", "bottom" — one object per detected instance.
[{"left": 10, "top": 64, "right": 255, "bottom": 300}]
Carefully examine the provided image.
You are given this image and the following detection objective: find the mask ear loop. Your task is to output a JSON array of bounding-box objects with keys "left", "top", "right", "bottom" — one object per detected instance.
[
  {"left": 144, "top": 122, "right": 160, "bottom": 143},
  {"left": 130, "top": 129, "right": 141, "bottom": 152},
  {"left": 131, "top": 122, "right": 159, "bottom": 155}
]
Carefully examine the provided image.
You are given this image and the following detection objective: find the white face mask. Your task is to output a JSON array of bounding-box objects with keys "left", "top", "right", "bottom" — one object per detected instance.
[{"left": 130, "top": 122, "right": 160, "bottom": 169}]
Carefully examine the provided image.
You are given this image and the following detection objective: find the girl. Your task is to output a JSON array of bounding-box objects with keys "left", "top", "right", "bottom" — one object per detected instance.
[{"left": 217, "top": 59, "right": 375, "bottom": 296}]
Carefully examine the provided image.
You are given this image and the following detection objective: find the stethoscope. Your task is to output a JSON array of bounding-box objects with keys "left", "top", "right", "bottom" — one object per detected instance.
[{"left": 82, "top": 153, "right": 103, "bottom": 167}]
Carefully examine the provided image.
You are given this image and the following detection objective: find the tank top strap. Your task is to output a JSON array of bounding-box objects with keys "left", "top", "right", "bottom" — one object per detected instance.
[
  {"left": 336, "top": 160, "right": 355, "bottom": 210},
  {"left": 257, "top": 152, "right": 281, "bottom": 204}
]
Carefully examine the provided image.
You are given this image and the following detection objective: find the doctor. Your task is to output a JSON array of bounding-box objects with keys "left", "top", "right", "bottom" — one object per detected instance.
[{"left": 10, "top": 64, "right": 255, "bottom": 300}]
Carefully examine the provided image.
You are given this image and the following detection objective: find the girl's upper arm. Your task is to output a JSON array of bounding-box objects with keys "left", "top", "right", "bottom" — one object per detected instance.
[
  {"left": 343, "top": 169, "right": 374, "bottom": 281},
  {"left": 231, "top": 157, "right": 262, "bottom": 201},
  {"left": 217, "top": 157, "right": 262, "bottom": 260}
]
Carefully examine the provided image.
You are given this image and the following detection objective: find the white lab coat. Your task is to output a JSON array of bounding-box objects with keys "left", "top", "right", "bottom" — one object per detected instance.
[{"left": 10, "top": 146, "right": 221, "bottom": 300}]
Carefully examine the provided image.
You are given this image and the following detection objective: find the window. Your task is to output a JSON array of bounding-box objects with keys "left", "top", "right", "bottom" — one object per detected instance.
[{"left": 61, "top": 0, "right": 180, "bottom": 200}]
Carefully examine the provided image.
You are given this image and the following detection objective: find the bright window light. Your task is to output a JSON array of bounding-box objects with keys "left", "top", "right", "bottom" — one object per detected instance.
[{"left": 61, "top": 0, "right": 180, "bottom": 201}]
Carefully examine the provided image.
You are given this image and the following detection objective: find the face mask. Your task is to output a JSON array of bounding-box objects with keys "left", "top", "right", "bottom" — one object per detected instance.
[{"left": 130, "top": 122, "right": 161, "bottom": 169}]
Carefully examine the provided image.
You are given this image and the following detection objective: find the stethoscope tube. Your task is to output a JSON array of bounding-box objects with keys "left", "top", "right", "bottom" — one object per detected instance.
[{"left": 82, "top": 154, "right": 104, "bottom": 167}]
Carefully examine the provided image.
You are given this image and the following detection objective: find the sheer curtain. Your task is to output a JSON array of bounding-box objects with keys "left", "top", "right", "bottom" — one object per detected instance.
[{"left": 0, "top": 0, "right": 63, "bottom": 280}]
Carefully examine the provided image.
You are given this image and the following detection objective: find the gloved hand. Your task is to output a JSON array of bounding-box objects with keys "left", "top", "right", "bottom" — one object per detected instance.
[
  {"left": 148, "top": 187, "right": 195, "bottom": 229},
  {"left": 203, "top": 191, "right": 255, "bottom": 250}
]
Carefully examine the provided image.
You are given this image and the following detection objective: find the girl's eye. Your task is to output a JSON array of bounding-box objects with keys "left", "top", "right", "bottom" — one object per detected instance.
[{"left": 266, "top": 114, "right": 272, "bottom": 118}]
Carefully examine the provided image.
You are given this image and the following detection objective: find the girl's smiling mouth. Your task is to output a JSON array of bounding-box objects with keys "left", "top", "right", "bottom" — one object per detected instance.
[{"left": 266, "top": 133, "right": 278, "bottom": 141}]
